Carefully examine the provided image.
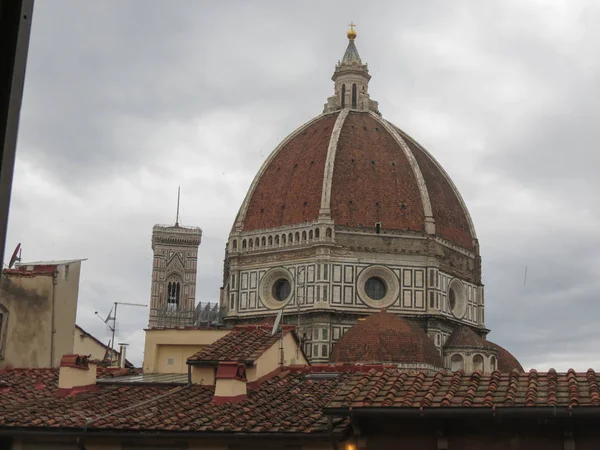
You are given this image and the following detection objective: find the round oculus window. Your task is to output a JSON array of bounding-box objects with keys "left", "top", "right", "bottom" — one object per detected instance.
[
  {"left": 272, "top": 278, "right": 291, "bottom": 301},
  {"left": 365, "top": 277, "right": 386, "bottom": 300},
  {"left": 449, "top": 288, "right": 456, "bottom": 311}
]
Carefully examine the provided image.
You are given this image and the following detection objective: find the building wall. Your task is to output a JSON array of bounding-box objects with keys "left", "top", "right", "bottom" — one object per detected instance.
[
  {"left": 73, "top": 326, "right": 119, "bottom": 363},
  {"left": 225, "top": 242, "right": 482, "bottom": 364},
  {"left": 0, "top": 262, "right": 82, "bottom": 369},
  {"left": 50, "top": 262, "right": 81, "bottom": 368},
  {"left": 248, "top": 332, "right": 308, "bottom": 381},
  {"left": 143, "top": 328, "right": 230, "bottom": 374},
  {"left": 0, "top": 273, "right": 54, "bottom": 368}
]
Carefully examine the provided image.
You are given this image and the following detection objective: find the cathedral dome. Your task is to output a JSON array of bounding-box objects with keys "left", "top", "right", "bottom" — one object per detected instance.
[
  {"left": 330, "top": 309, "right": 443, "bottom": 368},
  {"left": 234, "top": 109, "right": 476, "bottom": 250}
]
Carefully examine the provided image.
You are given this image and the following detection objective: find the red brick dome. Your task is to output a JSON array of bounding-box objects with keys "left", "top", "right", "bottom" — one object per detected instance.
[
  {"left": 330, "top": 309, "right": 443, "bottom": 367},
  {"left": 234, "top": 110, "right": 477, "bottom": 251},
  {"left": 486, "top": 340, "right": 524, "bottom": 372}
]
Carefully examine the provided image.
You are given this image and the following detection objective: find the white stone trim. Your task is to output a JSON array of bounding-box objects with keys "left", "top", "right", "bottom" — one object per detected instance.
[
  {"left": 258, "top": 267, "right": 295, "bottom": 310},
  {"left": 356, "top": 265, "right": 400, "bottom": 309},
  {"left": 319, "top": 108, "right": 350, "bottom": 219},
  {"left": 395, "top": 127, "right": 479, "bottom": 243},
  {"left": 232, "top": 113, "right": 335, "bottom": 232},
  {"left": 369, "top": 112, "right": 436, "bottom": 235}
]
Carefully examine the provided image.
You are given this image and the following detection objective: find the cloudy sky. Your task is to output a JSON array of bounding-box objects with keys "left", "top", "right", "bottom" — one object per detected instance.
[{"left": 6, "top": 0, "right": 600, "bottom": 369}]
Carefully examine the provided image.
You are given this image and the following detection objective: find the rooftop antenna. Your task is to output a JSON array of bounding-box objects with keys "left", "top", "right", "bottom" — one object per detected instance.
[
  {"left": 175, "top": 186, "right": 181, "bottom": 227},
  {"left": 271, "top": 309, "right": 283, "bottom": 336},
  {"left": 8, "top": 243, "right": 21, "bottom": 268},
  {"left": 95, "top": 301, "right": 147, "bottom": 366}
]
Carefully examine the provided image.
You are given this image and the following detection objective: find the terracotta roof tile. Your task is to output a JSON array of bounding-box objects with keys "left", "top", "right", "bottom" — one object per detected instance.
[
  {"left": 187, "top": 325, "right": 291, "bottom": 364},
  {"left": 0, "top": 367, "right": 351, "bottom": 434},
  {"left": 330, "top": 309, "right": 443, "bottom": 368},
  {"left": 326, "top": 368, "right": 600, "bottom": 410}
]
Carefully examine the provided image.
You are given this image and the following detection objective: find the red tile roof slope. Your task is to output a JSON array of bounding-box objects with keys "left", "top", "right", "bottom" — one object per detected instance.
[
  {"left": 0, "top": 367, "right": 140, "bottom": 412},
  {"left": 444, "top": 326, "right": 494, "bottom": 349},
  {"left": 330, "top": 310, "right": 443, "bottom": 368},
  {"left": 326, "top": 368, "right": 600, "bottom": 410},
  {"left": 243, "top": 114, "right": 338, "bottom": 231},
  {"left": 0, "top": 368, "right": 350, "bottom": 434},
  {"left": 486, "top": 340, "right": 524, "bottom": 372},
  {"left": 0, "top": 368, "right": 58, "bottom": 411},
  {"left": 330, "top": 112, "right": 425, "bottom": 232},
  {"left": 396, "top": 127, "right": 474, "bottom": 250},
  {"left": 187, "top": 325, "right": 290, "bottom": 364}
]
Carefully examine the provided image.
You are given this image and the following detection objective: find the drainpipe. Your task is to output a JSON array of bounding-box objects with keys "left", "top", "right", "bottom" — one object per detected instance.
[{"left": 50, "top": 271, "right": 57, "bottom": 367}]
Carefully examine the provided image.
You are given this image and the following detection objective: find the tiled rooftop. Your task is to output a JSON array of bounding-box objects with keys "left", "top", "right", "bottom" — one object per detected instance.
[
  {"left": 0, "top": 367, "right": 350, "bottom": 434},
  {"left": 444, "top": 325, "right": 494, "bottom": 349},
  {"left": 325, "top": 368, "right": 600, "bottom": 410},
  {"left": 187, "top": 325, "right": 291, "bottom": 364}
]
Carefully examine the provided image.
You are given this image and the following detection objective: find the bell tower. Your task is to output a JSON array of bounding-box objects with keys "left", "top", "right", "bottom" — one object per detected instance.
[{"left": 148, "top": 189, "right": 202, "bottom": 328}]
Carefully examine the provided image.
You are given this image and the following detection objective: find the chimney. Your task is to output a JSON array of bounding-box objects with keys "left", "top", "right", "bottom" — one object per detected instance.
[
  {"left": 118, "top": 342, "right": 128, "bottom": 368},
  {"left": 58, "top": 354, "right": 97, "bottom": 393},
  {"left": 212, "top": 362, "right": 247, "bottom": 405}
]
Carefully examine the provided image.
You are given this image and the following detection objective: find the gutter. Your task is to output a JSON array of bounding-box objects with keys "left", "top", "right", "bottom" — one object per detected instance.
[
  {"left": 0, "top": 428, "right": 337, "bottom": 441},
  {"left": 324, "top": 406, "right": 600, "bottom": 419}
]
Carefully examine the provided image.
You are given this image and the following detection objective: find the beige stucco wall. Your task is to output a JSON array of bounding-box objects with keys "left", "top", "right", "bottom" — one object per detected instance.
[
  {"left": 143, "top": 328, "right": 230, "bottom": 373},
  {"left": 0, "top": 262, "right": 82, "bottom": 369},
  {"left": 247, "top": 332, "right": 308, "bottom": 381},
  {"left": 51, "top": 263, "right": 81, "bottom": 368},
  {"left": 58, "top": 362, "right": 97, "bottom": 389},
  {"left": 73, "top": 326, "right": 119, "bottom": 363},
  {"left": 0, "top": 273, "right": 54, "bottom": 368}
]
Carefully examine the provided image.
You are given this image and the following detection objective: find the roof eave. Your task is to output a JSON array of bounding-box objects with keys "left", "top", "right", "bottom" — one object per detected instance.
[{"left": 324, "top": 406, "right": 600, "bottom": 419}]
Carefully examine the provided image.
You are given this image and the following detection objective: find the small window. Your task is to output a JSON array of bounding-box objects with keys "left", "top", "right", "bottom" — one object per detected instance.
[
  {"left": 322, "top": 328, "right": 328, "bottom": 340},
  {"left": 167, "top": 358, "right": 174, "bottom": 365},
  {"left": 242, "top": 239, "right": 247, "bottom": 249},
  {"left": 313, "top": 329, "right": 319, "bottom": 340},
  {"left": 429, "top": 292, "right": 434, "bottom": 308},
  {"left": 313, "top": 345, "right": 319, "bottom": 357},
  {"left": 268, "top": 236, "right": 273, "bottom": 246},
  {"left": 315, "top": 228, "right": 320, "bottom": 239},
  {"left": 375, "top": 222, "right": 381, "bottom": 234},
  {"left": 352, "top": 83, "right": 357, "bottom": 108},
  {"left": 341, "top": 84, "right": 346, "bottom": 108},
  {"left": 322, "top": 344, "right": 329, "bottom": 357},
  {"left": 232, "top": 239, "right": 237, "bottom": 250}
]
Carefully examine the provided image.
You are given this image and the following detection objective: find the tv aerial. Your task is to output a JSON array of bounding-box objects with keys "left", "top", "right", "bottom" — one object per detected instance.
[{"left": 95, "top": 301, "right": 146, "bottom": 366}]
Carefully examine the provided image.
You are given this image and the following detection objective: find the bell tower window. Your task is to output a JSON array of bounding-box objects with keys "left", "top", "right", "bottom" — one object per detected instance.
[
  {"left": 167, "top": 281, "right": 181, "bottom": 311},
  {"left": 352, "top": 83, "right": 357, "bottom": 108}
]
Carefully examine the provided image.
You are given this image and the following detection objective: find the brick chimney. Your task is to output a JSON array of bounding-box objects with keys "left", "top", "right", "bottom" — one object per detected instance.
[
  {"left": 57, "top": 354, "right": 97, "bottom": 394},
  {"left": 212, "top": 362, "right": 247, "bottom": 405}
]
